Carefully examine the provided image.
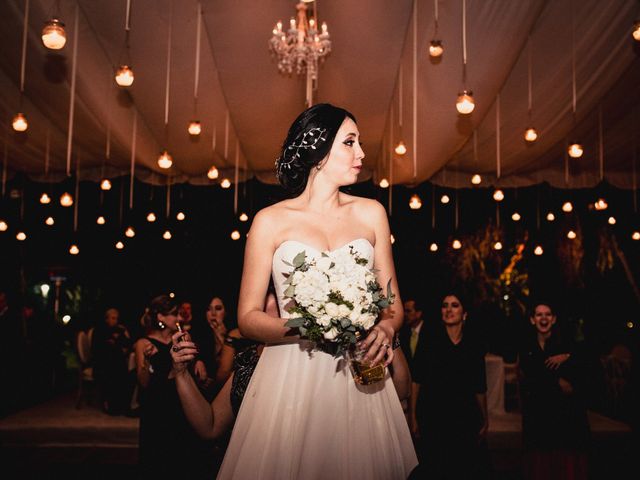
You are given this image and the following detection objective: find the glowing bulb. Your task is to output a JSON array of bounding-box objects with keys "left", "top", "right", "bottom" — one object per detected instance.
[
  {"left": 147, "top": 212, "right": 157, "bottom": 222},
  {"left": 440, "top": 194, "right": 450, "bottom": 204},
  {"left": 231, "top": 230, "right": 241, "bottom": 240},
  {"left": 157, "top": 150, "right": 173, "bottom": 169},
  {"left": 176, "top": 212, "right": 186, "bottom": 221},
  {"left": 12, "top": 113, "right": 28, "bottom": 132},
  {"left": 207, "top": 166, "right": 219, "bottom": 180},
  {"left": 633, "top": 21, "right": 640, "bottom": 41},
  {"left": 628, "top": 321, "right": 635, "bottom": 329},
  {"left": 163, "top": 230, "right": 172, "bottom": 240},
  {"left": 568, "top": 143, "right": 584, "bottom": 158},
  {"left": 60, "top": 192, "right": 73, "bottom": 207},
  {"left": 546, "top": 212, "right": 555, "bottom": 221},
  {"left": 524, "top": 127, "right": 538, "bottom": 142},
  {"left": 608, "top": 216, "right": 616, "bottom": 225},
  {"left": 534, "top": 245, "right": 544, "bottom": 256},
  {"left": 41, "top": 284, "right": 50, "bottom": 296},
  {"left": 69, "top": 244, "right": 79, "bottom": 255},
  {"left": 379, "top": 178, "right": 389, "bottom": 188},
  {"left": 62, "top": 315, "right": 71, "bottom": 324},
  {"left": 96, "top": 216, "right": 106, "bottom": 225},
  {"left": 429, "top": 39, "right": 444, "bottom": 57},
  {"left": 452, "top": 239, "right": 462, "bottom": 250},
  {"left": 220, "top": 178, "right": 231, "bottom": 189},
  {"left": 41, "top": 18, "right": 66, "bottom": 50},
  {"left": 471, "top": 174, "right": 482, "bottom": 185},
  {"left": 456, "top": 90, "right": 475, "bottom": 114},
  {"left": 594, "top": 198, "right": 608, "bottom": 211},
  {"left": 567, "top": 230, "right": 577, "bottom": 239},
  {"left": 16, "top": 231, "right": 27, "bottom": 241},
  {"left": 125, "top": 227, "right": 135, "bottom": 238},
  {"left": 169, "top": 292, "right": 175, "bottom": 298},
  {"left": 493, "top": 189, "right": 504, "bottom": 202},
  {"left": 0, "top": 220, "right": 8, "bottom": 232},
  {"left": 115, "top": 65, "right": 134, "bottom": 87},
  {"left": 394, "top": 141, "right": 407, "bottom": 156},
  {"left": 239, "top": 213, "right": 249, "bottom": 222},
  {"left": 45, "top": 216, "right": 54, "bottom": 226},
  {"left": 115, "top": 241, "right": 124, "bottom": 250},
  {"left": 562, "top": 201, "right": 573, "bottom": 213},
  {"left": 409, "top": 194, "right": 422, "bottom": 210},
  {"left": 390, "top": 234, "right": 395, "bottom": 244},
  {"left": 188, "top": 120, "right": 202, "bottom": 136},
  {"left": 632, "top": 231, "right": 640, "bottom": 241},
  {"left": 512, "top": 212, "right": 521, "bottom": 222},
  {"left": 100, "top": 179, "right": 112, "bottom": 191},
  {"left": 429, "top": 242, "right": 438, "bottom": 252},
  {"left": 493, "top": 241, "right": 503, "bottom": 250},
  {"left": 40, "top": 193, "right": 51, "bottom": 204}
]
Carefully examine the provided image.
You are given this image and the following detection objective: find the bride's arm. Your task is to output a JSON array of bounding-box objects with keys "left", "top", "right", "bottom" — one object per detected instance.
[{"left": 237, "top": 209, "right": 292, "bottom": 343}]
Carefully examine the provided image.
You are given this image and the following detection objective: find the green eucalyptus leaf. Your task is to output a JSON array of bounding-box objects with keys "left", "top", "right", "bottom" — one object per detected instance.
[
  {"left": 292, "top": 251, "right": 306, "bottom": 268},
  {"left": 284, "top": 317, "right": 305, "bottom": 328}
]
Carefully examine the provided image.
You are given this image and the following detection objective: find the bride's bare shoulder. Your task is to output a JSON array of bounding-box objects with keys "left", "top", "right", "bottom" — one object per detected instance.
[
  {"left": 249, "top": 201, "right": 295, "bottom": 243},
  {"left": 342, "top": 193, "right": 386, "bottom": 218}
]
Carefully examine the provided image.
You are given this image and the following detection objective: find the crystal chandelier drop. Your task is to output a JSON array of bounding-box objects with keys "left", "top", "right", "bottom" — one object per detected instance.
[{"left": 269, "top": 1, "right": 331, "bottom": 106}]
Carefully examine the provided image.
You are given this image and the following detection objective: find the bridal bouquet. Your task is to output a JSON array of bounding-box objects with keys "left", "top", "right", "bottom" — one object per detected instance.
[{"left": 282, "top": 245, "right": 394, "bottom": 356}]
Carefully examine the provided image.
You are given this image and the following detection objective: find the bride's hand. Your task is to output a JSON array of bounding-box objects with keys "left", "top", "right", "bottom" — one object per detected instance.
[
  {"left": 359, "top": 321, "right": 395, "bottom": 367},
  {"left": 170, "top": 331, "right": 198, "bottom": 375}
]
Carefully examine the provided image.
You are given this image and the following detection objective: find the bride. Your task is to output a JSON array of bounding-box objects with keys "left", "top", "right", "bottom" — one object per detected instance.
[{"left": 172, "top": 104, "right": 417, "bottom": 479}]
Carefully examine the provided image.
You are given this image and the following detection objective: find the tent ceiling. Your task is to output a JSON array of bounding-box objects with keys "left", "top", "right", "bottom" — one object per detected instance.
[{"left": 0, "top": 0, "right": 638, "bottom": 189}]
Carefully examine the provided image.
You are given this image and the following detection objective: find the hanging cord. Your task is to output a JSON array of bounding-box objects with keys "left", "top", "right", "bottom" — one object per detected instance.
[
  {"left": 193, "top": 2, "right": 202, "bottom": 115},
  {"left": 412, "top": 0, "right": 418, "bottom": 180},
  {"left": 496, "top": 94, "right": 501, "bottom": 179},
  {"left": 20, "top": 0, "right": 29, "bottom": 99},
  {"left": 66, "top": 5, "right": 79, "bottom": 176},
  {"left": 129, "top": 110, "right": 137, "bottom": 209},
  {"left": 462, "top": 0, "right": 467, "bottom": 84}
]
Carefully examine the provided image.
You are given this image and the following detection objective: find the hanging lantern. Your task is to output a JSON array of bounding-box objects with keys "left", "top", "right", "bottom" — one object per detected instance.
[
  {"left": 40, "top": 193, "right": 51, "bottom": 204},
  {"left": 493, "top": 189, "right": 504, "bottom": 202},
  {"left": 524, "top": 127, "right": 538, "bottom": 143},
  {"left": 409, "top": 194, "right": 422, "bottom": 210},
  {"left": 429, "top": 242, "right": 438, "bottom": 252},
  {"left": 146, "top": 212, "right": 157, "bottom": 222},
  {"left": 546, "top": 212, "right": 555, "bottom": 222},
  {"left": 608, "top": 216, "right": 616, "bottom": 225},
  {"left": 239, "top": 213, "right": 249, "bottom": 222},
  {"left": 493, "top": 241, "right": 503, "bottom": 250},
  {"left": 115, "top": 241, "right": 125, "bottom": 250},
  {"left": 41, "top": 18, "right": 67, "bottom": 50},
  {"left": 632, "top": 231, "right": 640, "bottom": 241},
  {"left": 0, "top": 220, "right": 7, "bottom": 232},
  {"left": 534, "top": 245, "right": 544, "bottom": 256},
  {"left": 188, "top": 120, "right": 202, "bottom": 136},
  {"left": 394, "top": 141, "right": 407, "bottom": 156},
  {"left": 220, "top": 178, "right": 231, "bottom": 189},
  {"left": 69, "top": 244, "right": 80, "bottom": 255},
  {"left": 379, "top": 178, "right": 390, "bottom": 188},
  {"left": 594, "top": 198, "right": 608, "bottom": 211},
  {"left": 471, "top": 174, "right": 482, "bottom": 185},
  {"left": 96, "top": 216, "right": 106, "bottom": 225},
  {"left": 562, "top": 201, "right": 573, "bottom": 213},
  {"left": 568, "top": 143, "right": 584, "bottom": 158},
  {"left": 60, "top": 192, "right": 73, "bottom": 207},
  {"left": 230, "top": 230, "right": 241, "bottom": 241},
  {"left": 45, "top": 216, "right": 55, "bottom": 226},
  {"left": 157, "top": 150, "right": 173, "bottom": 169},
  {"left": 632, "top": 20, "right": 640, "bottom": 41},
  {"left": 207, "top": 166, "right": 219, "bottom": 180},
  {"left": 176, "top": 212, "right": 186, "bottom": 221},
  {"left": 440, "top": 194, "right": 450, "bottom": 204},
  {"left": 115, "top": 65, "right": 135, "bottom": 87},
  {"left": 125, "top": 227, "right": 136, "bottom": 238},
  {"left": 16, "top": 231, "right": 27, "bottom": 241},
  {"left": 163, "top": 230, "right": 172, "bottom": 240},
  {"left": 512, "top": 212, "right": 521, "bottom": 222},
  {"left": 456, "top": 90, "right": 475, "bottom": 114},
  {"left": 452, "top": 239, "right": 462, "bottom": 250},
  {"left": 12, "top": 113, "right": 28, "bottom": 132},
  {"left": 429, "top": 39, "right": 444, "bottom": 57},
  {"left": 100, "top": 179, "right": 112, "bottom": 191},
  {"left": 567, "top": 230, "right": 577, "bottom": 239}
]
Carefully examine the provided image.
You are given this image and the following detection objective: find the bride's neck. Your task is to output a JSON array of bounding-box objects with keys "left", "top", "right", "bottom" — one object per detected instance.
[{"left": 299, "top": 178, "right": 341, "bottom": 212}]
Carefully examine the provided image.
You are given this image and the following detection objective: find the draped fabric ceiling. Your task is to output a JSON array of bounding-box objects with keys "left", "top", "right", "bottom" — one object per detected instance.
[{"left": 0, "top": 0, "right": 639, "bottom": 190}]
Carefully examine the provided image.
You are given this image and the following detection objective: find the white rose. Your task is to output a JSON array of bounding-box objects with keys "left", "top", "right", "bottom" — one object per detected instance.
[
  {"left": 324, "top": 302, "right": 340, "bottom": 317},
  {"left": 323, "top": 327, "right": 339, "bottom": 340},
  {"left": 338, "top": 304, "right": 351, "bottom": 317},
  {"left": 317, "top": 314, "right": 332, "bottom": 327},
  {"left": 316, "top": 256, "right": 333, "bottom": 273}
]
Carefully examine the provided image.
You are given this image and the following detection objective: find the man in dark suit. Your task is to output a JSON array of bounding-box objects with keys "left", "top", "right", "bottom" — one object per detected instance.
[{"left": 400, "top": 298, "right": 425, "bottom": 375}]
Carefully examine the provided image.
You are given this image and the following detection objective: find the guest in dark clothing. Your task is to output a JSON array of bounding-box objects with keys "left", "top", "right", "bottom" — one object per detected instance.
[
  {"left": 410, "top": 291, "right": 490, "bottom": 479},
  {"left": 519, "top": 301, "right": 589, "bottom": 480},
  {"left": 400, "top": 298, "right": 425, "bottom": 373}
]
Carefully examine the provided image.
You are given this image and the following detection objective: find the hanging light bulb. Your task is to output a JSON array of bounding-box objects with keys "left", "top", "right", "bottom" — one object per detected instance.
[
  {"left": 493, "top": 189, "right": 504, "bottom": 202},
  {"left": 163, "top": 230, "right": 172, "bottom": 240},
  {"left": 594, "top": 198, "right": 608, "bottom": 211},
  {"left": 188, "top": 120, "right": 202, "bottom": 136},
  {"left": 390, "top": 234, "right": 395, "bottom": 244},
  {"left": 41, "top": 18, "right": 66, "bottom": 50},
  {"left": 115, "top": 65, "right": 134, "bottom": 87},
  {"left": 115, "top": 240, "right": 124, "bottom": 250},
  {"left": 524, "top": 127, "right": 538, "bottom": 143},
  {"left": 157, "top": 150, "right": 173, "bottom": 169},
  {"left": 176, "top": 212, "right": 186, "bottom": 221},
  {"left": 429, "top": 39, "right": 444, "bottom": 57},
  {"left": 452, "top": 239, "right": 462, "bottom": 250},
  {"left": 45, "top": 216, "right": 55, "bottom": 226},
  {"left": 60, "top": 192, "right": 73, "bottom": 207},
  {"left": 379, "top": 178, "right": 390, "bottom": 188},
  {"left": 471, "top": 174, "right": 482, "bottom": 185},
  {"left": 12, "top": 113, "right": 28, "bottom": 132},
  {"left": 69, "top": 244, "right": 80, "bottom": 255},
  {"left": 440, "top": 194, "right": 450, "bottom": 204},
  {"left": 230, "top": 230, "right": 241, "bottom": 241},
  {"left": 608, "top": 216, "right": 616, "bottom": 225},
  {"left": 0, "top": 220, "right": 7, "bottom": 232},
  {"left": 632, "top": 21, "right": 640, "bottom": 41},
  {"left": 429, "top": 242, "right": 438, "bottom": 252},
  {"left": 456, "top": 90, "right": 475, "bottom": 114},
  {"left": 512, "top": 212, "right": 521, "bottom": 222},
  {"left": 409, "top": 194, "right": 422, "bottom": 210},
  {"left": 546, "top": 212, "right": 555, "bottom": 222},
  {"left": 100, "top": 179, "right": 112, "bottom": 191},
  {"left": 146, "top": 212, "right": 157, "bottom": 222},
  {"left": 239, "top": 213, "right": 249, "bottom": 222},
  {"left": 632, "top": 231, "right": 640, "bottom": 241},
  {"left": 534, "top": 245, "right": 544, "bottom": 256},
  {"left": 40, "top": 193, "right": 51, "bottom": 204},
  {"left": 493, "top": 241, "right": 503, "bottom": 250},
  {"left": 16, "top": 231, "right": 27, "bottom": 241},
  {"left": 394, "top": 141, "right": 407, "bottom": 156},
  {"left": 96, "top": 215, "right": 106, "bottom": 225},
  {"left": 568, "top": 143, "right": 584, "bottom": 158},
  {"left": 567, "top": 230, "right": 577, "bottom": 239},
  {"left": 562, "top": 201, "right": 573, "bottom": 213},
  {"left": 207, "top": 166, "right": 219, "bottom": 180},
  {"left": 220, "top": 178, "right": 231, "bottom": 189},
  {"left": 125, "top": 227, "right": 136, "bottom": 238}
]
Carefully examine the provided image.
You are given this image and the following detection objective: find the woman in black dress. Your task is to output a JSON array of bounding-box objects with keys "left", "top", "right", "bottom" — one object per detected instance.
[
  {"left": 134, "top": 295, "right": 214, "bottom": 479},
  {"left": 410, "top": 291, "right": 490, "bottom": 479},
  {"left": 519, "top": 301, "right": 589, "bottom": 480}
]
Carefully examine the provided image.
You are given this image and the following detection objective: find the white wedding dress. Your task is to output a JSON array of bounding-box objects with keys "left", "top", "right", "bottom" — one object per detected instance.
[{"left": 217, "top": 238, "right": 418, "bottom": 479}]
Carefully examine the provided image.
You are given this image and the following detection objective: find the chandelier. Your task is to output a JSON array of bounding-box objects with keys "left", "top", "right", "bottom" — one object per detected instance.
[{"left": 269, "top": 1, "right": 331, "bottom": 106}]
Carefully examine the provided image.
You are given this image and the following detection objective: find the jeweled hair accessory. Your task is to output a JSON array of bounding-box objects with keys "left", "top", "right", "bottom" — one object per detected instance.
[{"left": 275, "top": 127, "right": 327, "bottom": 179}]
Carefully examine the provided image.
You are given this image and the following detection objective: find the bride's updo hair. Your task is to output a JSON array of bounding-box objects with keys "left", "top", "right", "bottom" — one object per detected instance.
[{"left": 276, "top": 103, "right": 356, "bottom": 197}]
